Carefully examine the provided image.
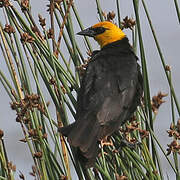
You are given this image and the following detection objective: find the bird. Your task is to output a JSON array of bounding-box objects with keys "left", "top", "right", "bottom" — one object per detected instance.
[{"left": 59, "top": 21, "right": 143, "bottom": 167}]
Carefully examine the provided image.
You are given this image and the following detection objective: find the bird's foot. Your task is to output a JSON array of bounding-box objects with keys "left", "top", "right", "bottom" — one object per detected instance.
[{"left": 100, "top": 137, "right": 113, "bottom": 148}]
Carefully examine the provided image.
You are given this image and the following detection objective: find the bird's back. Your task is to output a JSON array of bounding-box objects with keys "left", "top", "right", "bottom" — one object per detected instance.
[{"left": 59, "top": 37, "right": 143, "bottom": 167}]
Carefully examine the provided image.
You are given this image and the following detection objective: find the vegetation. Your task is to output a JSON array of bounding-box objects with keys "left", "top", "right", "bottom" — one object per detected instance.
[{"left": 0, "top": 0, "right": 180, "bottom": 179}]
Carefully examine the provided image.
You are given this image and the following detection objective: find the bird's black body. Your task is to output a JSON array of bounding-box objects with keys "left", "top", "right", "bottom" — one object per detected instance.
[{"left": 59, "top": 37, "right": 143, "bottom": 167}]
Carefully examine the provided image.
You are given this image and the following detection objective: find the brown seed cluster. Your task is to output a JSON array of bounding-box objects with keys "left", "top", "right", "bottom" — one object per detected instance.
[
  {"left": 167, "top": 119, "right": 180, "bottom": 155},
  {"left": 29, "top": 165, "right": 37, "bottom": 177},
  {"left": 165, "top": 65, "right": 171, "bottom": 72},
  {"left": 20, "top": 32, "right": 35, "bottom": 43},
  {"left": 26, "top": 127, "right": 47, "bottom": 141},
  {"left": 102, "top": 11, "right": 116, "bottom": 22},
  {"left": 8, "top": 161, "right": 16, "bottom": 172},
  {"left": 33, "top": 151, "right": 43, "bottom": 159},
  {"left": 121, "top": 16, "right": 136, "bottom": 30},
  {"left": 107, "top": 11, "right": 116, "bottom": 21},
  {"left": 11, "top": 94, "right": 45, "bottom": 123},
  {"left": 151, "top": 92, "right": 168, "bottom": 114},
  {"left": 139, "top": 129, "right": 149, "bottom": 139},
  {"left": 167, "top": 140, "right": 180, "bottom": 156},
  {"left": 47, "top": 28, "right": 54, "bottom": 39},
  {"left": 0, "top": 0, "right": 11, "bottom": 7},
  {"left": 38, "top": 14, "right": 46, "bottom": 28},
  {"left": 4, "top": 24, "right": 15, "bottom": 34},
  {"left": 31, "top": 25, "right": 44, "bottom": 40},
  {"left": 120, "top": 117, "right": 149, "bottom": 143},
  {"left": 49, "top": 78, "right": 67, "bottom": 94},
  {"left": 21, "top": 0, "right": 29, "bottom": 11},
  {"left": 77, "top": 62, "right": 88, "bottom": 77},
  {"left": 101, "top": 137, "right": 113, "bottom": 147},
  {"left": 46, "top": 0, "right": 63, "bottom": 11}
]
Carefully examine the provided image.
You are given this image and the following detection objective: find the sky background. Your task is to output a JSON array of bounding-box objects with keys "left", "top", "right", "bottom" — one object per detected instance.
[{"left": 0, "top": 0, "right": 180, "bottom": 179}]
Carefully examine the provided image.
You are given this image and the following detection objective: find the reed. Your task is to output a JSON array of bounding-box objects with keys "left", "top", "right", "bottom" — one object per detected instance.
[{"left": 0, "top": 0, "right": 179, "bottom": 179}]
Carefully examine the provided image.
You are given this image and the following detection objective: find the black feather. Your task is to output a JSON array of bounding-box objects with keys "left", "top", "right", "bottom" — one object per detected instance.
[{"left": 59, "top": 37, "right": 143, "bottom": 167}]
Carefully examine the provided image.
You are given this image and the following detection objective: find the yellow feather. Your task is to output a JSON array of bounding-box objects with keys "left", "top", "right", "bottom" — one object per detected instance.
[{"left": 92, "top": 21, "right": 126, "bottom": 48}]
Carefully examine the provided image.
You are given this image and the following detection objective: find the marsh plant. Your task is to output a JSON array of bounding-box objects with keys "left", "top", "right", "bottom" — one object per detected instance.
[{"left": 0, "top": 0, "right": 180, "bottom": 179}]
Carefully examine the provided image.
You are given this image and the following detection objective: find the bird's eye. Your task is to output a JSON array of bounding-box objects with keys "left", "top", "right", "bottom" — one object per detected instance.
[{"left": 93, "top": 27, "right": 107, "bottom": 35}]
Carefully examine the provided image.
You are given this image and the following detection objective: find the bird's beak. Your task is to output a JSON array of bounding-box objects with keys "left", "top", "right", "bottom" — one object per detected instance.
[{"left": 77, "top": 27, "right": 95, "bottom": 37}]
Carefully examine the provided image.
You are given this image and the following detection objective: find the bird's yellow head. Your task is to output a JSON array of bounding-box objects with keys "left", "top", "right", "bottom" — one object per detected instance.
[{"left": 77, "top": 21, "right": 126, "bottom": 48}]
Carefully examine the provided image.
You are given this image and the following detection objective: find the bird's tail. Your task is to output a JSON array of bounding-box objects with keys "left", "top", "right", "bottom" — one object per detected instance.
[{"left": 58, "top": 118, "right": 100, "bottom": 167}]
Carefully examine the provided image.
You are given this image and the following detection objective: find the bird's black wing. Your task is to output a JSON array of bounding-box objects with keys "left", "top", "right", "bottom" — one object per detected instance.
[
  {"left": 59, "top": 40, "right": 142, "bottom": 166},
  {"left": 70, "top": 52, "right": 138, "bottom": 140}
]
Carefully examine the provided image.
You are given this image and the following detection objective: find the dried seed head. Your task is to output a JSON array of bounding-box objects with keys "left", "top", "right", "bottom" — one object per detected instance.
[
  {"left": 121, "top": 16, "right": 136, "bottom": 30},
  {"left": 23, "top": 117, "right": 30, "bottom": 124},
  {"left": 16, "top": 116, "right": 22, "bottom": 122},
  {"left": 31, "top": 26, "right": 44, "bottom": 40},
  {"left": 34, "top": 151, "right": 42, "bottom": 158},
  {"left": 171, "top": 140, "right": 178, "bottom": 146},
  {"left": 47, "top": 28, "right": 54, "bottom": 39},
  {"left": 31, "top": 26, "right": 38, "bottom": 33},
  {"left": 0, "top": 0, "right": 11, "bottom": 7},
  {"left": 29, "top": 172, "right": 35, "bottom": 177},
  {"left": 167, "top": 129, "right": 176, "bottom": 137},
  {"left": 166, "top": 148, "right": 171, "bottom": 156},
  {"left": 151, "top": 92, "right": 168, "bottom": 114},
  {"left": 87, "top": 50, "right": 93, "bottom": 57},
  {"left": 21, "top": 0, "right": 29, "bottom": 11},
  {"left": 46, "top": 101, "right": 50, "bottom": 107},
  {"left": 126, "top": 124, "right": 137, "bottom": 132},
  {"left": 8, "top": 161, "right": 16, "bottom": 171},
  {"left": 107, "top": 11, "right": 116, "bottom": 21},
  {"left": 38, "top": 14, "right": 46, "bottom": 28},
  {"left": 177, "top": 119, "right": 180, "bottom": 132},
  {"left": 167, "top": 140, "right": 180, "bottom": 155},
  {"left": 20, "top": 32, "right": 34, "bottom": 43},
  {"left": 4, "top": 24, "right": 15, "bottom": 34},
  {"left": 139, "top": 129, "right": 149, "bottom": 139},
  {"left": 165, "top": 65, "right": 171, "bottom": 71},
  {"left": 42, "top": 133, "right": 48, "bottom": 139},
  {"left": 11, "top": 93, "right": 45, "bottom": 124},
  {"left": 49, "top": 77, "right": 56, "bottom": 85},
  {"left": 10, "top": 102, "right": 18, "bottom": 110},
  {"left": 29, "top": 165, "right": 36, "bottom": 176},
  {"left": 102, "top": 11, "right": 106, "bottom": 19},
  {"left": 28, "top": 129, "right": 37, "bottom": 137}
]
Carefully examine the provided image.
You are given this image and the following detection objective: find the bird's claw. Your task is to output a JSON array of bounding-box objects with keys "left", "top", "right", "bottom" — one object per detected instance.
[{"left": 100, "top": 138, "right": 113, "bottom": 148}]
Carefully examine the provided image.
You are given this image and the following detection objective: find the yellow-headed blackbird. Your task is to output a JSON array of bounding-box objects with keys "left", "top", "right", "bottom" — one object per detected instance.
[{"left": 59, "top": 21, "right": 143, "bottom": 167}]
